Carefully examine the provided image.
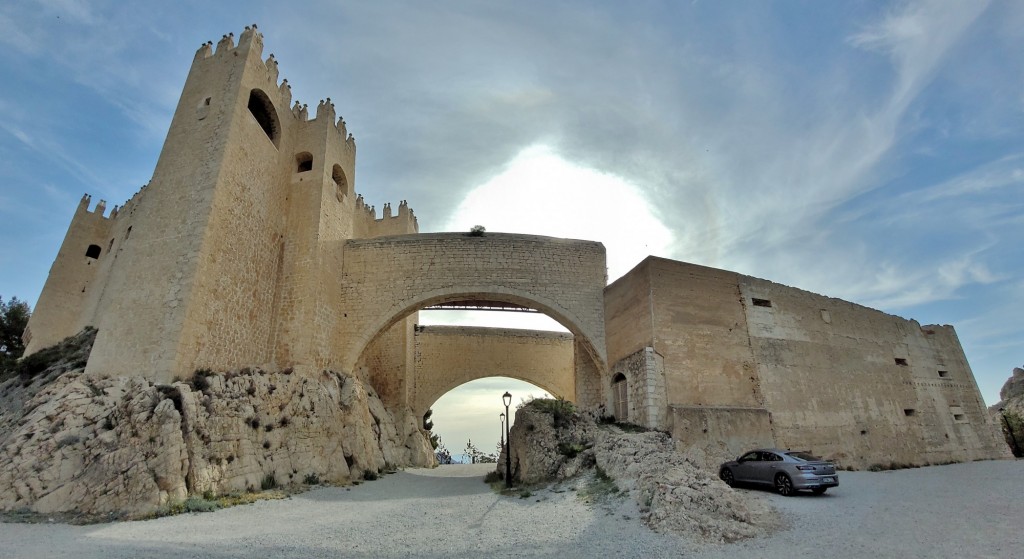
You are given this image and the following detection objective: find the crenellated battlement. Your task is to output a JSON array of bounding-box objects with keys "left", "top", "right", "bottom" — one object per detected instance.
[
  {"left": 289, "top": 97, "right": 357, "bottom": 150},
  {"left": 352, "top": 197, "right": 418, "bottom": 238},
  {"left": 75, "top": 193, "right": 109, "bottom": 219}
]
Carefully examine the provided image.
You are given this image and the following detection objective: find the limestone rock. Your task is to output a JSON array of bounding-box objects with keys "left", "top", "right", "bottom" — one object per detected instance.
[
  {"left": 505, "top": 400, "right": 779, "bottom": 543},
  {"left": 504, "top": 400, "right": 597, "bottom": 485},
  {"left": 989, "top": 367, "right": 1024, "bottom": 418},
  {"left": 999, "top": 367, "right": 1024, "bottom": 406},
  {"left": 0, "top": 366, "right": 434, "bottom": 519}
]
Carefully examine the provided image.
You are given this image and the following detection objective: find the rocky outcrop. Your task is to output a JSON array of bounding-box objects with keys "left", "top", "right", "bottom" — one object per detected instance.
[
  {"left": 0, "top": 358, "right": 434, "bottom": 519},
  {"left": 990, "top": 366, "right": 1024, "bottom": 457},
  {"left": 505, "top": 400, "right": 778, "bottom": 543},
  {"left": 992, "top": 367, "right": 1024, "bottom": 413}
]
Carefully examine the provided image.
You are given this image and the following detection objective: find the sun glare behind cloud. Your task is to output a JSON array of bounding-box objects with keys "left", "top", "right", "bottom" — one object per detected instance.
[{"left": 444, "top": 145, "right": 674, "bottom": 281}]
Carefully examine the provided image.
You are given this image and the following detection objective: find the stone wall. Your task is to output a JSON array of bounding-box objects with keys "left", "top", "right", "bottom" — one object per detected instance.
[
  {"left": 739, "top": 275, "right": 1009, "bottom": 468},
  {"left": 71, "top": 29, "right": 292, "bottom": 382},
  {"left": 609, "top": 347, "right": 667, "bottom": 429},
  {"left": 332, "top": 233, "right": 608, "bottom": 376},
  {"left": 410, "top": 325, "right": 574, "bottom": 415},
  {"left": 668, "top": 406, "right": 775, "bottom": 470},
  {"left": 23, "top": 198, "right": 115, "bottom": 354},
  {"left": 607, "top": 256, "right": 1009, "bottom": 469}
]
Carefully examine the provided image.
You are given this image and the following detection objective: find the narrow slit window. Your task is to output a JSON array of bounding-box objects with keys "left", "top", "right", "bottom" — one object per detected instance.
[
  {"left": 894, "top": 358, "right": 908, "bottom": 366},
  {"left": 752, "top": 298, "right": 772, "bottom": 308}
]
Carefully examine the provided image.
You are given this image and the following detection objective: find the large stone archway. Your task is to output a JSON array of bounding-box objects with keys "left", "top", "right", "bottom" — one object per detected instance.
[{"left": 329, "top": 232, "right": 608, "bottom": 412}]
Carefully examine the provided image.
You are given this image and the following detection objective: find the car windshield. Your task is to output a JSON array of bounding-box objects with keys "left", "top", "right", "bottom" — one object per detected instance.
[{"left": 785, "top": 451, "right": 821, "bottom": 461}]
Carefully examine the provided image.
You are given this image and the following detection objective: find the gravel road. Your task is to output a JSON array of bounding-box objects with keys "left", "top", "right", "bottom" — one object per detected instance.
[{"left": 1, "top": 460, "right": 1021, "bottom": 558}]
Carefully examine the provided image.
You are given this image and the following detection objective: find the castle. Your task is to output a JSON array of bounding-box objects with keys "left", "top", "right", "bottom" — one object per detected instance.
[{"left": 23, "top": 26, "right": 1009, "bottom": 468}]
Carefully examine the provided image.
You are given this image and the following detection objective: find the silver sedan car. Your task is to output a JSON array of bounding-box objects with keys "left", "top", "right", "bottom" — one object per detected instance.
[{"left": 719, "top": 449, "right": 838, "bottom": 496}]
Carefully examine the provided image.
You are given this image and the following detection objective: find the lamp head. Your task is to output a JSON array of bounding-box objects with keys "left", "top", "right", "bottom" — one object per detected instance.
[{"left": 502, "top": 391, "right": 512, "bottom": 407}]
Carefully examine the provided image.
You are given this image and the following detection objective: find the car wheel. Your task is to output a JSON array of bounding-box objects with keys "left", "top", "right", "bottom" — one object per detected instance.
[
  {"left": 774, "top": 473, "right": 794, "bottom": 496},
  {"left": 811, "top": 487, "right": 827, "bottom": 495},
  {"left": 719, "top": 468, "right": 735, "bottom": 487}
]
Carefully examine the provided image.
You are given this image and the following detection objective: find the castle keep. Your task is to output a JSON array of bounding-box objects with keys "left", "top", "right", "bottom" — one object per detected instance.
[{"left": 24, "top": 26, "right": 1008, "bottom": 469}]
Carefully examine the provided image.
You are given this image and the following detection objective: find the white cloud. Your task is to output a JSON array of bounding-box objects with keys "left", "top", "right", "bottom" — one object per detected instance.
[{"left": 848, "top": 0, "right": 990, "bottom": 112}]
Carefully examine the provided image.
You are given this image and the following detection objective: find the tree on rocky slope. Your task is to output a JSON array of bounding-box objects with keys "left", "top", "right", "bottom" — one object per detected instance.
[{"left": 0, "top": 296, "right": 30, "bottom": 374}]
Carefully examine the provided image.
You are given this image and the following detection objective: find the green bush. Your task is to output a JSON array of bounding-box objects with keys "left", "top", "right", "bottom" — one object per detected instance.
[
  {"left": 11, "top": 327, "right": 95, "bottom": 380},
  {"left": 260, "top": 474, "right": 277, "bottom": 490},
  {"left": 303, "top": 473, "right": 320, "bottom": 485},
  {"left": 183, "top": 496, "right": 219, "bottom": 513},
  {"left": 522, "top": 397, "right": 576, "bottom": 428},
  {"left": 190, "top": 368, "right": 215, "bottom": 393},
  {"left": 557, "top": 442, "right": 590, "bottom": 458}
]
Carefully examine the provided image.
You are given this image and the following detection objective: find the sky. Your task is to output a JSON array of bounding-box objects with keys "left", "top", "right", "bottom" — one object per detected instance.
[{"left": 0, "top": 1, "right": 1021, "bottom": 455}]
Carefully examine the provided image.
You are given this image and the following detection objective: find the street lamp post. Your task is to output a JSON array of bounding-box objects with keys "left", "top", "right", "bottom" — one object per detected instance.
[
  {"left": 503, "top": 391, "right": 512, "bottom": 488},
  {"left": 499, "top": 412, "right": 505, "bottom": 457}
]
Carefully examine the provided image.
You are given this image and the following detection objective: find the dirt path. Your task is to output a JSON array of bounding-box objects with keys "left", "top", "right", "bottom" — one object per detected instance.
[{"left": 1, "top": 461, "right": 1021, "bottom": 558}]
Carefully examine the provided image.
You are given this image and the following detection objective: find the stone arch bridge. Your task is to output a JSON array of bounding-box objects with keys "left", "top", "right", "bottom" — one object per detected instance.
[{"left": 329, "top": 233, "right": 608, "bottom": 413}]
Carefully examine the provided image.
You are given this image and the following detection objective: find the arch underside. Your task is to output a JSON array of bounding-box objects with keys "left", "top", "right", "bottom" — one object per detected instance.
[
  {"left": 354, "top": 289, "right": 606, "bottom": 374},
  {"left": 408, "top": 324, "right": 576, "bottom": 416}
]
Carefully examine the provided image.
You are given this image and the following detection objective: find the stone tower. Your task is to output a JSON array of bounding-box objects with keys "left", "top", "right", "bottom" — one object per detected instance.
[{"left": 24, "top": 26, "right": 417, "bottom": 382}]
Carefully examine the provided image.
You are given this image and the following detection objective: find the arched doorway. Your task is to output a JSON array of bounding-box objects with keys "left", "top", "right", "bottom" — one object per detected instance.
[
  {"left": 612, "top": 373, "right": 628, "bottom": 421},
  {"left": 353, "top": 293, "right": 590, "bottom": 415},
  {"left": 428, "top": 377, "right": 554, "bottom": 464}
]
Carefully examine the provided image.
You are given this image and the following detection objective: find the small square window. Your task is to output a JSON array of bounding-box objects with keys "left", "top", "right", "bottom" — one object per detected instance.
[
  {"left": 938, "top": 370, "right": 949, "bottom": 378},
  {"left": 752, "top": 298, "right": 772, "bottom": 308},
  {"left": 953, "top": 413, "right": 965, "bottom": 422},
  {"left": 904, "top": 409, "right": 916, "bottom": 416},
  {"left": 894, "top": 358, "right": 908, "bottom": 366}
]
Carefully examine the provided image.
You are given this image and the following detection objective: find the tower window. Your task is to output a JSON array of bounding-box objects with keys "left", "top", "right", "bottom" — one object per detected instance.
[
  {"left": 752, "top": 298, "right": 772, "bottom": 308},
  {"left": 894, "top": 358, "right": 908, "bottom": 366},
  {"left": 904, "top": 409, "right": 916, "bottom": 417},
  {"left": 296, "top": 152, "right": 313, "bottom": 173},
  {"left": 332, "top": 164, "right": 349, "bottom": 198},
  {"left": 85, "top": 244, "right": 101, "bottom": 259},
  {"left": 938, "top": 370, "right": 949, "bottom": 378},
  {"left": 247, "top": 89, "right": 280, "bottom": 147}
]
